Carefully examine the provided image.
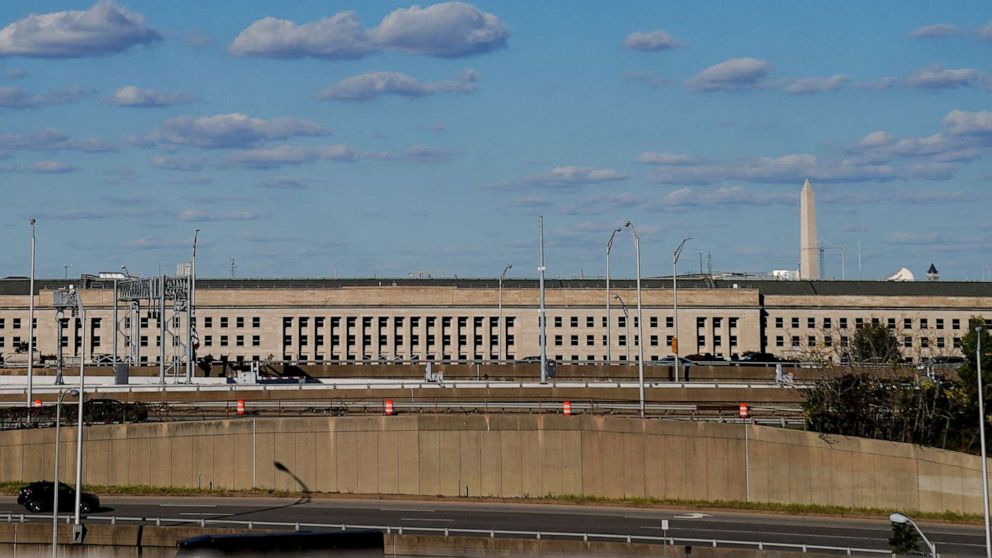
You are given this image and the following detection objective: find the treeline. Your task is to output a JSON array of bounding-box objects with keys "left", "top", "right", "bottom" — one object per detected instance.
[{"left": 802, "top": 318, "right": 991, "bottom": 455}]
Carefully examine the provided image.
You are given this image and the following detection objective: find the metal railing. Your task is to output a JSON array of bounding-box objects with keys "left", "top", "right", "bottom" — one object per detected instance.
[{"left": 1, "top": 513, "right": 895, "bottom": 556}]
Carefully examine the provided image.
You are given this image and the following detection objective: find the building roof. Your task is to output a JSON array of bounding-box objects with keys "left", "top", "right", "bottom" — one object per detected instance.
[{"left": 1, "top": 276, "right": 991, "bottom": 297}]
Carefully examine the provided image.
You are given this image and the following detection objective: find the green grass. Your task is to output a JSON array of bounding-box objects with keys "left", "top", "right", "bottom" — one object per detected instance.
[{"left": 0, "top": 481, "right": 979, "bottom": 524}]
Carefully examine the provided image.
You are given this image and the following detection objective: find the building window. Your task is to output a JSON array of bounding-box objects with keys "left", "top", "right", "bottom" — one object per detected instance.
[
  {"left": 316, "top": 335, "right": 324, "bottom": 346},
  {"left": 586, "top": 335, "right": 595, "bottom": 346},
  {"left": 140, "top": 335, "right": 148, "bottom": 347},
  {"left": 570, "top": 335, "right": 579, "bottom": 346},
  {"left": 855, "top": 318, "right": 864, "bottom": 329},
  {"left": 730, "top": 335, "right": 738, "bottom": 347},
  {"left": 824, "top": 336, "right": 832, "bottom": 347},
  {"left": 936, "top": 337, "right": 945, "bottom": 348},
  {"left": 920, "top": 319, "right": 929, "bottom": 329},
  {"left": 807, "top": 336, "right": 815, "bottom": 347},
  {"left": 236, "top": 317, "right": 245, "bottom": 328},
  {"left": 220, "top": 317, "right": 229, "bottom": 328},
  {"left": 713, "top": 317, "right": 722, "bottom": 327},
  {"left": 936, "top": 319, "right": 944, "bottom": 330},
  {"left": 696, "top": 317, "right": 706, "bottom": 328},
  {"left": 952, "top": 319, "right": 960, "bottom": 330},
  {"left": 252, "top": 335, "right": 260, "bottom": 347},
  {"left": 221, "top": 335, "right": 229, "bottom": 347},
  {"left": 904, "top": 318, "right": 912, "bottom": 330},
  {"left": 887, "top": 318, "right": 896, "bottom": 329},
  {"left": 570, "top": 316, "right": 578, "bottom": 328},
  {"left": 650, "top": 316, "right": 658, "bottom": 328},
  {"left": 586, "top": 316, "right": 595, "bottom": 327},
  {"left": 140, "top": 317, "right": 149, "bottom": 329},
  {"left": 253, "top": 317, "right": 261, "bottom": 328},
  {"left": 619, "top": 335, "right": 627, "bottom": 347},
  {"left": 714, "top": 336, "right": 723, "bottom": 346},
  {"left": 791, "top": 336, "right": 799, "bottom": 348},
  {"left": 954, "top": 337, "right": 962, "bottom": 348},
  {"left": 790, "top": 317, "right": 799, "bottom": 328},
  {"left": 236, "top": 335, "right": 245, "bottom": 347},
  {"left": 204, "top": 317, "right": 213, "bottom": 328},
  {"left": 554, "top": 317, "right": 562, "bottom": 328},
  {"left": 807, "top": 318, "right": 815, "bottom": 329},
  {"left": 903, "top": 336, "right": 912, "bottom": 348},
  {"left": 840, "top": 336, "right": 849, "bottom": 347},
  {"left": 775, "top": 317, "right": 783, "bottom": 328},
  {"left": 822, "top": 317, "right": 831, "bottom": 329},
  {"left": 91, "top": 336, "right": 101, "bottom": 347},
  {"left": 284, "top": 335, "right": 292, "bottom": 345},
  {"left": 618, "top": 316, "right": 626, "bottom": 328},
  {"left": 650, "top": 335, "right": 659, "bottom": 347},
  {"left": 506, "top": 335, "right": 514, "bottom": 346},
  {"left": 839, "top": 318, "right": 848, "bottom": 329},
  {"left": 666, "top": 316, "right": 674, "bottom": 328},
  {"left": 729, "top": 317, "right": 738, "bottom": 328},
  {"left": 921, "top": 338, "right": 930, "bottom": 348},
  {"left": 204, "top": 335, "right": 212, "bottom": 347}
]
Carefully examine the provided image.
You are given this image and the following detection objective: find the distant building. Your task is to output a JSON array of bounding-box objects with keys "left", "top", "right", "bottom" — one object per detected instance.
[
  {"left": 927, "top": 264, "right": 939, "bottom": 281},
  {"left": 799, "top": 179, "right": 820, "bottom": 280},
  {"left": 0, "top": 277, "right": 989, "bottom": 366}
]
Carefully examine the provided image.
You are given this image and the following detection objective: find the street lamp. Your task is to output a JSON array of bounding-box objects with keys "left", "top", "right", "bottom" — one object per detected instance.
[
  {"left": 120, "top": 265, "right": 129, "bottom": 278},
  {"left": 605, "top": 227, "right": 622, "bottom": 364},
  {"left": 498, "top": 264, "right": 512, "bottom": 362},
  {"left": 889, "top": 513, "right": 937, "bottom": 557},
  {"left": 623, "top": 220, "right": 646, "bottom": 418},
  {"left": 52, "top": 388, "right": 80, "bottom": 557},
  {"left": 977, "top": 325, "right": 991, "bottom": 558},
  {"left": 27, "top": 218, "right": 36, "bottom": 412},
  {"left": 673, "top": 237, "right": 692, "bottom": 382},
  {"left": 63, "top": 264, "right": 71, "bottom": 280},
  {"left": 614, "top": 295, "right": 631, "bottom": 361}
]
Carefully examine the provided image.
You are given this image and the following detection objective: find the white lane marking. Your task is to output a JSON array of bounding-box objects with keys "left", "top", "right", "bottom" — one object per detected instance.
[
  {"left": 400, "top": 518, "right": 455, "bottom": 522},
  {"left": 381, "top": 508, "right": 437, "bottom": 513},
  {"left": 673, "top": 513, "right": 712, "bottom": 519},
  {"left": 179, "top": 512, "right": 229, "bottom": 516},
  {"left": 159, "top": 504, "right": 218, "bottom": 508}
]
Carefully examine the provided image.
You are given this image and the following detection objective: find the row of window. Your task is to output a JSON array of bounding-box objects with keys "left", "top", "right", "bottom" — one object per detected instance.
[
  {"left": 772, "top": 316, "right": 965, "bottom": 331},
  {"left": 283, "top": 316, "right": 517, "bottom": 330},
  {"left": 283, "top": 334, "right": 517, "bottom": 348},
  {"left": 775, "top": 335, "right": 961, "bottom": 349}
]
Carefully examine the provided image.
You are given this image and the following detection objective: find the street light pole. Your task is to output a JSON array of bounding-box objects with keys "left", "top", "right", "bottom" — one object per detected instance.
[
  {"left": 538, "top": 217, "right": 548, "bottom": 383},
  {"left": 73, "top": 299, "right": 85, "bottom": 530},
  {"left": 52, "top": 388, "right": 79, "bottom": 557},
  {"left": 498, "top": 264, "right": 512, "bottom": 362},
  {"left": 624, "top": 221, "right": 646, "bottom": 418},
  {"left": 977, "top": 326, "right": 991, "bottom": 558},
  {"left": 673, "top": 237, "right": 692, "bottom": 382},
  {"left": 606, "top": 227, "right": 622, "bottom": 365},
  {"left": 27, "top": 219, "right": 36, "bottom": 411}
]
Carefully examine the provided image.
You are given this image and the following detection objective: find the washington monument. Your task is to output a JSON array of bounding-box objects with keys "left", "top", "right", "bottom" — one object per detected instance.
[{"left": 800, "top": 179, "right": 820, "bottom": 280}]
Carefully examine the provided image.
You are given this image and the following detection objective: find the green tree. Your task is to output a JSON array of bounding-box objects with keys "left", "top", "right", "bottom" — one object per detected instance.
[
  {"left": 953, "top": 317, "right": 992, "bottom": 453},
  {"left": 888, "top": 522, "right": 921, "bottom": 555},
  {"left": 851, "top": 323, "right": 900, "bottom": 364}
]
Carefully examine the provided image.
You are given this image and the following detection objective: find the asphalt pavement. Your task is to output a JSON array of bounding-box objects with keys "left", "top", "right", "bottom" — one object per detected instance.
[{"left": 0, "top": 495, "right": 986, "bottom": 556}]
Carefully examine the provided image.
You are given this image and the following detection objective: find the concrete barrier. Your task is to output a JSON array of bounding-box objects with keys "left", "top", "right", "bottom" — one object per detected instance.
[{"left": 0, "top": 415, "right": 987, "bottom": 514}]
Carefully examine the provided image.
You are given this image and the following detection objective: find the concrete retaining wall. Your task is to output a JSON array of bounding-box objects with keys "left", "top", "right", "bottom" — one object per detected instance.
[{"left": 0, "top": 416, "right": 987, "bottom": 514}]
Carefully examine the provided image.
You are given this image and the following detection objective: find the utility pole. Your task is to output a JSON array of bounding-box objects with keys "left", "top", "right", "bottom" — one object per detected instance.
[
  {"left": 27, "top": 219, "right": 36, "bottom": 411},
  {"left": 606, "top": 227, "right": 622, "bottom": 364}
]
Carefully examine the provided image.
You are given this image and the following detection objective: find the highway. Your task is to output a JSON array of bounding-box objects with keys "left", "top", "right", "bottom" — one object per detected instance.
[{"left": 0, "top": 495, "right": 985, "bottom": 556}]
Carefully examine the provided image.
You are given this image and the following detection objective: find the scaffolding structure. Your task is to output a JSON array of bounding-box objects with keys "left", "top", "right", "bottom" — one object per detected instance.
[
  {"left": 52, "top": 285, "right": 84, "bottom": 386},
  {"left": 113, "top": 272, "right": 194, "bottom": 383}
]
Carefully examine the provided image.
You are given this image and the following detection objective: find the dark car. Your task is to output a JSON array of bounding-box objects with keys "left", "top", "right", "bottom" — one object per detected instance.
[
  {"left": 17, "top": 481, "right": 99, "bottom": 513},
  {"left": 739, "top": 351, "right": 782, "bottom": 363}
]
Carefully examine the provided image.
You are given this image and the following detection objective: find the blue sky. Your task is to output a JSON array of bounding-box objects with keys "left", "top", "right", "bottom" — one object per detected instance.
[{"left": 1, "top": 1, "right": 991, "bottom": 281}]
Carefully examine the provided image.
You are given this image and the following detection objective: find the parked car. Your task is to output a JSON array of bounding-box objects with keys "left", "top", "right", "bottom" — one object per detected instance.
[
  {"left": 651, "top": 356, "right": 695, "bottom": 367},
  {"left": 739, "top": 351, "right": 782, "bottom": 363},
  {"left": 17, "top": 481, "right": 99, "bottom": 513}
]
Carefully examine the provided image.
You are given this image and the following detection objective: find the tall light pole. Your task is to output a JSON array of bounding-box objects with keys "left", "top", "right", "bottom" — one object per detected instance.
[
  {"left": 614, "top": 295, "right": 630, "bottom": 361},
  {"left": 624, "top": 221, "right": 646, "bottom": 418},
  {"left": 977, "top": 325, "right": 991, "bottom": 558},
  {"left": 188, "top": 229, "right": 199, "bottom": 382},
  {"left": 673, "top": 237, "right": 692, "bottom": 382},
  {"left": 52, "top": 388, "right": 79, "bottom": 557},
  {"left": 498, "top": 264, "right": 512, "bottom": 362},
  {"left": 63, "top": 264, "right": 71, "bottom": 280},
  {"left": 605, "top": 227, "right": 622, "bottom": 364},
  {"left": 27, "top": 218, "right": 36, "bottom": 411},
  {"left": 73, "top": 288, "right": 85, "bottom": 534},
  {"left": 538, "top": 217, "right": 548, "bottom": 383}
]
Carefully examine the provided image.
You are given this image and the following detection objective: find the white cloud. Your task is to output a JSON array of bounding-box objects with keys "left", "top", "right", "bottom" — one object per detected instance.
[
  {"left": 318, "top": 69, "right": 477, "bottom": 101},
  {"left": 29, "top": 160, "right": 75, "bottom": 174},
  {"left": 0, "top": 1, "right": 161, "bottom": 58},
  {"left": 784, "top": 75, "right": 847, "bottom": 95},
  {"left": 0, "top": 85, "right": 89, "bottom": 108},
  {"left": 0, "top": 129, "right": 113, "bottom": 152},
  {"left": 636, "top": 152, "right": 699, "bottom": 165},
  {"left": 125, "top": 237, "right": 191, "bottom": 250},
  {"left": 981, "top": 20, "right": 992, "bottom": 41},
  {"left": 526, "top": 166, "right": 629, "bottom": 187},
  {"left": 137, "top": 113, "right": 329, "bottom": 149},
  {"left": 686, "top": 58, "right": 771, "bottom": 92},
  {"left": 176, "top": 209, "right": 267, "bottom": 222},
  {"left": 230, "top": 2, "right": 507, "bottom": 60},
  {"left": 110, "top": 85, "right": 195, "bottom": 107},
  {"left": 909, "top": 24, "right": 962, "bottom": 38},
  {"left": 149, "top": 155, "right": 205, "bottom": 171},
  {"left": 225, "top": 144, "right": 387, "bottom": 169},
  {"left": 662, "top": 186, "right": 794, "bottom": 208},
  {"left": 905, "top": 65, "right": 989, "bottom": 89},
  {"left": 622, "top": 30, "right": 683, "bottom": 51},
  {"left": 649, "top": 153, "right": 895, "bottom": 185},
  {"left": 229, "top": 12, "right": 372, "bottom": 60},
  {"left": 372, "top": 2, "right": 507, "bottom": 57},
  {"left": 404, "top": 145, "right": 456, "bottom": 163},
  {"left": 942, "top": 109, "right": 992, "bottom": 137}
]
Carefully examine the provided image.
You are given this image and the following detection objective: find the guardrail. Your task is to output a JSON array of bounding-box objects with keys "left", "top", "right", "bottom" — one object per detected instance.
[{"left": 1, "top": 513, "right": 895, "bottom": 556}]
